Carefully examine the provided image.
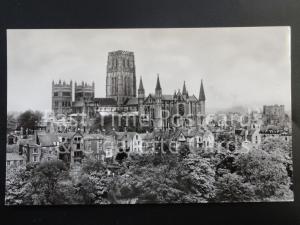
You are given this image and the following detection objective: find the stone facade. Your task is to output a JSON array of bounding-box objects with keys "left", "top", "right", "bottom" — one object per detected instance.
[
  {"left": 262, "top": 105, "right": 286, "bottom": 126},
  {"left": 51, "top": 50, "right": 206, "bottom": 131},
  {"left": 138, "top": 75, "right": 206, "bottom": 130},
  {"left": 106, "top": 50, "right": 136, "bottom": 105},
  {"left": 52, "top": 80, "right": 73, "bottom": 115}
]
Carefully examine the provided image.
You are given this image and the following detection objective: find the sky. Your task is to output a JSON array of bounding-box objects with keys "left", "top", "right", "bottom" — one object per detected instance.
[{"left": 7, "top": 27, "right": 291, "bottom": 113}]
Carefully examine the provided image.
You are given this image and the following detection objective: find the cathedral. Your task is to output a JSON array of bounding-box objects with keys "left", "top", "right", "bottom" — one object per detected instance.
[{"left": 51, "top": 50, "right": 206, "bottom": 130}]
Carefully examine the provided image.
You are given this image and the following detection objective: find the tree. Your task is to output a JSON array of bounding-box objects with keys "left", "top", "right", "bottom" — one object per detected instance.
[
  {"left": 74, "top": 159, "right": 113, "bottom": 204},
  {"left": 5, "top": 167, "right": 32, "bottom": 205},
  {"left": 214, "top": 173, "right": 256, "bottom": 202},
  {"left": 17, "top": 110, "right": 43, "bottom": 133},
  {"left": 29, "top": 160, "right": 73, "bottom": 204},
  {"left": 177, "top": 153, "right": 216, "bottom": 202},
  {"left": 7, "top": 112, "right": 18, "bottom": 133},
  {"left": 234, "top": 149, "right": 293, "bottom": 201}
]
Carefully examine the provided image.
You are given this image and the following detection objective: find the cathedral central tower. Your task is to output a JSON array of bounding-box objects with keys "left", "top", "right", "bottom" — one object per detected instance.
[{"left": 106, "top": 50, "right": 136, "bottom": 105}]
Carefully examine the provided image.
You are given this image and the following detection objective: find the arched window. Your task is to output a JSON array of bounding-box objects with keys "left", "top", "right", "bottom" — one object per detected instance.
[{"left": 179, "top": 104, "right": 185, "bottom": 116}]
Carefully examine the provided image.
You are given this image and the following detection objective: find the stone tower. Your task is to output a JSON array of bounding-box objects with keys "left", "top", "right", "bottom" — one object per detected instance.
[
  {"left": 154, "top": 74, "right": 163, "bottom": 130},
  {"left": 75, "top": 81, "right": 95, "bottom": 102},
  {"left": 106, "top": 50, "right": 136, "bottom": 105},
  {"left": 52, "top": 80, "right": 73, "bottom": 116}
]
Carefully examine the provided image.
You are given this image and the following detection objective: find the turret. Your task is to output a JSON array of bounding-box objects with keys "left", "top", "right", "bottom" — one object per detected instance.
[
  {"left": 182, "top": 81, "right": 188, "bottom": 98},
  {"left": 155, "top": 74, "right": 162, "bottom": 98},
  {"left": 154, "top": 74, "right": 163, "bottom": 130},
  {"left": 198, "top": 79, "right": 206, "bottom": 120},
  {"left": 138, "top": 76, "right": 145, "bottom": 99},
  {"left": 199, "top": 79, "right": 206, "bottom": 102}
]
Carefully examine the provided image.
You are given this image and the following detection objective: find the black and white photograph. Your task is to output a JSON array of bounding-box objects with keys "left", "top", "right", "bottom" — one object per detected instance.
[{"left": 5, "top": 27, "right": 293, "bottom": 205}]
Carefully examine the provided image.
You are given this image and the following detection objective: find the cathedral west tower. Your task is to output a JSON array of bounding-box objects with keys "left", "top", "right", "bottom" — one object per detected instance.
[{"left": 106, "top": 50, "right": 136, "bottom": 105}]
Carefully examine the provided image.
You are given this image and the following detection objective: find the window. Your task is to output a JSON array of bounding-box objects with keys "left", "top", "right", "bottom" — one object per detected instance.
[
  {"left": 63, "top": 92, "right": 71, "bottom": 97},
  {"left": 77, "top": 143, "right": 80, "bottom": 149},
  {"left": 179, "top": 104, "right": 185, "bottom": 116},
  {"left": 53, "top": 92, "right": 58, "bottom": 97},
  {"left": 33, "top": 148, "right": 38, "bottom": 154},
  {"left": 33, "top": 155, "right": 38, "bottom": 162},
  {"left": 7, "top": 161, "right": 10, "bottom": 166}
]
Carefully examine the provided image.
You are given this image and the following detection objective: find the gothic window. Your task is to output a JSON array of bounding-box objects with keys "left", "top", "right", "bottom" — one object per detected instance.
[{"left": 179, "top": 104, "right": 185, "bottom": 116}]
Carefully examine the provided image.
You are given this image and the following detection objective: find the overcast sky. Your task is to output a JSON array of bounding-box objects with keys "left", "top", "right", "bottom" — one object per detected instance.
[{"left": 7, "top": 27, "right": 291, "bottom": 113}]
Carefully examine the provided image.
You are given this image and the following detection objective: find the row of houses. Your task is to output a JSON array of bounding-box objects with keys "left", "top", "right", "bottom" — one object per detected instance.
[{"left": 6, "top": 128, "right": 215, "bottom": 169}]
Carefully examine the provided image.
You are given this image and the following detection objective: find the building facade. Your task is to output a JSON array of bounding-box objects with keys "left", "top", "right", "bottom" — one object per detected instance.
[
  {"left": 52, "top": 80, "right": 73, "bottom": 115},
  {"left": 106, "top": 50, "right": 136, "bottom": 105},
  {"left": 51, "top": 50, "right": 206, "bottom": 131}
]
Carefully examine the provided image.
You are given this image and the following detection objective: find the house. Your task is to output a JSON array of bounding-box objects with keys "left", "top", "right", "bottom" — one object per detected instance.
[
  {"left": 202, "top": 130, "right": 215, "bottom": 148},
  {"left": 6, "top": 153, "right": 25, "bottom": 168},
  {"left": 37, "top": 132, "right": 59, "bottom": 162},
  {"left": 114, "top": 132, "right": 143, "bottom": 154},
  {"left": 83, "top": 133, "right": 106, "bottom": 160},
  {"left": 7, "top": 133, "right": 18, "bottom": 145},
  {"left": 140, "top": 132, "right": 155, "bottom": 153},
  {"left": 246, "top": 129, "right": 261, "bottom": 145},
  {"left": 169, "top": 128, "right": 215, "bottom": 152},
  {"left": 18, "top": 137, "right": 41, "bottom": 164}
]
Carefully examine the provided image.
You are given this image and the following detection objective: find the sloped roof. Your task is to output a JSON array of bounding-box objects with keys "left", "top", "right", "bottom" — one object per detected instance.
[
  {"left": 188, "top": 95, "right": 198, "bottom": 102},
  {"left": 140, "top": 132, "right": 154, "bottom": 140},
  {"left": 162, "top": 95, "right": 173, "bottom": 101},
  {"left": 124, "top": 98, "right": 138, "bottom": 106},
  {"left": 94, "top": 98, "right": 117, "bottom": 106},
  {"left": 115, "top": 132, "right": 137, "bottom": 140},
  {"left": 18, "top": 138, "right": 37, "bottom": 146},
  {"left": 72, "top": 101, "right": 84, "bottom": 107},
  {"left": 38, "top": 133, "right": 59, "bottom": 146},
  {"left": 83, "top": 133, "right": 105, "bottom": 140},
  {"left": 6, "top": 153, "right": 24, "bottom": 161}
]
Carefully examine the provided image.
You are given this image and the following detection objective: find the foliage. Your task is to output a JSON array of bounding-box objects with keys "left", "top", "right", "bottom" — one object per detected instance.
[
  {"left": 177, "top": 153, "right": 216, "bottom": 202},
  {"left": 17, "top": 110, "right": 43, "bottom": 132},
  {"left": 28, "top": 160, "right": 74, "bottom": 205},
  {"left": 214, "top": 173, "right": 256, "bottom": 202},
  {"left": 5, "top": 167, "right": 32, "bottom": 205},
  {"left": 234, "top": 149, "right": 293, "bottom": 201},
  {"left": 7, "top": 112, "right": 18, "bottom": 133}
]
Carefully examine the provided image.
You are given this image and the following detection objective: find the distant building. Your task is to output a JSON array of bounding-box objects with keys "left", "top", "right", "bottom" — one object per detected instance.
[
  {"left": 262, "top": 105, "right": 286, "bottom": 126},
  {"left": 6, "top": 153, "right": 25, "bottom": 168},
  {"left": 51, "top": 50, "right": 207, "bottom": 131},
  {"left": 52, "top": 80, "right": 73, "bottom": 115}
]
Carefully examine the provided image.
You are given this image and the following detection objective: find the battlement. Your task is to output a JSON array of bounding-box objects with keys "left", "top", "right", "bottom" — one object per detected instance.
[
  {"left": 75, "top": 81, "right": 95, "bottom": 89},
  {"left": 108, "top": 50, "right": 134, "bottom": 56},
  {"left": 52, "top": 80, "right": 72, "bottom": 87}
]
